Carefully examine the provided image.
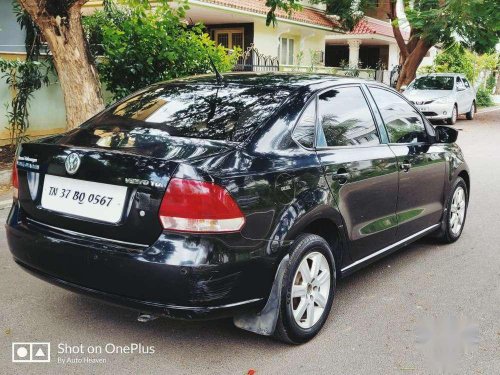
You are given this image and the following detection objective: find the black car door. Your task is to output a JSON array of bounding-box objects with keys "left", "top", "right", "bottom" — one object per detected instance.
[
  {"left": 368, "top": 86, "right": 446, "bottom": 240},
  {"left": 314, "top": 85, "right": 400, "bottom": 263}
]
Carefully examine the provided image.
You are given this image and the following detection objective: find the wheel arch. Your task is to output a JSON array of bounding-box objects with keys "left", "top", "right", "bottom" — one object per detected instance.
[
  {"left": 458, "top": 170, "right": 470, "bottom": 199},
  {"left": 282, "top": 205, "right": 348, "bottom": 275}
]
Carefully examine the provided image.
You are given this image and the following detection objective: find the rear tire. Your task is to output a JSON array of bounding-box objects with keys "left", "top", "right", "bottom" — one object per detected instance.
[
  {"left": 273, "top": 234, "right": 336, "bottom": 344},
  {"left": 447, "top": 105, "right": 458, "bottom": 125},
  {"left": 435, "top": 177, "right": 468, "bottom": 243},
  {"left": 466, "top": 101, "right": 476, "bottom": 120}
]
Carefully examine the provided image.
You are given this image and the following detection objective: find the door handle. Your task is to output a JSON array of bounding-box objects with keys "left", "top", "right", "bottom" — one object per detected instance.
[
  {"left": 400, "top": 161, "right": 412, "bottom": 172},
  {"left": 331, "top": 170, "right": 350, "bottom": 184}
]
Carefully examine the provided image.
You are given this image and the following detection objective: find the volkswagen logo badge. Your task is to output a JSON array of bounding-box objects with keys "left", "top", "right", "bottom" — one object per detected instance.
[{"left": 65, "top": 153, "right": 81, "bottom": 175}]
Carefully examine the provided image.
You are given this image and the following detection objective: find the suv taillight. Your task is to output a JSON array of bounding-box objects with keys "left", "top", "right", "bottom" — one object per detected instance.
[
  {"left": 158, "top": 178, "right": 245, "bottom": 233},
  {"left": 12, "top": 160, "right": 19, "bottom": 199}
]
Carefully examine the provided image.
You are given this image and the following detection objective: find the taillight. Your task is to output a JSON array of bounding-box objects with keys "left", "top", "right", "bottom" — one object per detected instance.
[
  {"left": 12, "top": 160, "right": 19, "bottom": 199},
  {"left": 158, "top": 178, "right": 245, "bottom": 233}
]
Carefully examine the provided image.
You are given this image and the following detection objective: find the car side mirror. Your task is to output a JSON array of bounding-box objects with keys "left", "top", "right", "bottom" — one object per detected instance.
[{"left": 434, "top": 125, "right": 458, "bottom": 143}]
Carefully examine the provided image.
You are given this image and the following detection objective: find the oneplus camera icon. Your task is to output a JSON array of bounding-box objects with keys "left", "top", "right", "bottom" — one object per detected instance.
[{"left": 12, "top": 342, "right": 50, "bottom": 363}]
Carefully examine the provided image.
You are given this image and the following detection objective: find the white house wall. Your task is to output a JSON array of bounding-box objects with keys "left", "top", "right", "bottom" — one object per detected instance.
[{"left": 253, "top": 20, "right": 327, "bottom": 66}]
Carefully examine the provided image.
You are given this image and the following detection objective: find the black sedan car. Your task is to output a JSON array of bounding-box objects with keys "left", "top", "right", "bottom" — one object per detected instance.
[{"left": 6, "top": 73, "right": 469, "bottom": 344}]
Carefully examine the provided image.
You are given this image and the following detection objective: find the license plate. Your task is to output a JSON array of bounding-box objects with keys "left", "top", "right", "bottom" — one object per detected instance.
[
  {"left": 41, "top": 175, "right": 128, "bottom": 223},
  {"left": 418, "top": 106, "right": 428, "bottom": 111}
]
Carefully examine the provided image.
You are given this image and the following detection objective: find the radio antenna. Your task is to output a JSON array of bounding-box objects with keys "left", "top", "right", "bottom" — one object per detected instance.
[{"left": 207, "top": 54, "right": 224, "bottom": 85}]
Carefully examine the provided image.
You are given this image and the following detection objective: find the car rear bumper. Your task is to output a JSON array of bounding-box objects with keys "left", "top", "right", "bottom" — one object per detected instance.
[
  {"left": 14, "top": 260, "right": 263, "bottom": 319},
  {"left": 6, "top": 204, "right": 274, "bottom": 320}
]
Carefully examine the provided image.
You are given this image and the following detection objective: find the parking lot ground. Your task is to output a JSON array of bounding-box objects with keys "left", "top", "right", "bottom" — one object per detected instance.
[{"left": 1, "top": 109, "right": 499, "bottom": 374}]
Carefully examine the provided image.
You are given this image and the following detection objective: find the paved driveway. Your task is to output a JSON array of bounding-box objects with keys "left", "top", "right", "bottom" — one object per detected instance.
[{"left": 1, "top": 109, "right": 499, "bottom": 374}]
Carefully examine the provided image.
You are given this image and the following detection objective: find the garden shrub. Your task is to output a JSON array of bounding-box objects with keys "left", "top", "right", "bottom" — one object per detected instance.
[{"left": 84, "top": 0, "right": 240, "bottom": 101}]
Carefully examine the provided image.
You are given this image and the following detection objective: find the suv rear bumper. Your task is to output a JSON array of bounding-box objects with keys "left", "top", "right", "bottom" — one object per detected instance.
[{"left": 6, "top": 204, "right": 273, "bottom": 320}]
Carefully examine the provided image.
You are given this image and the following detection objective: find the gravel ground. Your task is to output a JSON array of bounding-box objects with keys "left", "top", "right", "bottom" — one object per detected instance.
[{"left": 1, "top": 109, "right": 499, "bottom": 375}]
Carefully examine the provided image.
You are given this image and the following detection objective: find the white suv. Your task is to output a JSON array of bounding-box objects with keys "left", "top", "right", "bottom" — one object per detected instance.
[{"left": 403, "top": 73, "right": 476, "bottom": 124}]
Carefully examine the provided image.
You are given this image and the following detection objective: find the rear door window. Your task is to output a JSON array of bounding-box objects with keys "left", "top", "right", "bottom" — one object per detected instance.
[{"left": 317, "top": 86, "right": 379, "bottom": 147}]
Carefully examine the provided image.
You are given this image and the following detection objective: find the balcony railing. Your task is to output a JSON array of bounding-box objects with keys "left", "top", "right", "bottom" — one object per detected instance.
[
  {"left": 232, "top": 44, "right": 279, "bottom": 72},
  {"left": 231, "top": 44, "right": 390, "bottom": 85}
]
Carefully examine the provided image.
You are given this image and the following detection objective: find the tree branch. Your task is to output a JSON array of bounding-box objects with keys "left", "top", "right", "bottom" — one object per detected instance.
[
  {"left": 387, "top": 1, "right": 409, "bottom": 59},
  {"left": 70, "top": 0, "right": 89, "bottom": 11},
  {"left": 17, "top": 0, "right": 42, "bottom": 20},
  {"left": 406, "top": 31, "right": 419, "bottom": 54}
]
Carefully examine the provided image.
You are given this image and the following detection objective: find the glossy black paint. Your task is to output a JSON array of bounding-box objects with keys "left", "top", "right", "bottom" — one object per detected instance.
[{"left": 6, "top": 73, "right": 469, "bottom": 319}]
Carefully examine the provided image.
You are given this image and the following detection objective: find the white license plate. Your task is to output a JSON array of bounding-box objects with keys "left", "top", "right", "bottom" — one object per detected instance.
[
  {"left": 418, "top": 106, "right": 428, "bottom": 111},
  {"left": 41, "top": 175, "right": 128, "bottom": 223}
]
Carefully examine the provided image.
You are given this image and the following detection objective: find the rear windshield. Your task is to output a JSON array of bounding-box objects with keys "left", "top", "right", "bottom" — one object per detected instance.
[
  {"left": 408, "top": 76, "right": 454, "bottom": 90},
  {"left": 83, "top": 84, "right": 291, "bottom": 143}
]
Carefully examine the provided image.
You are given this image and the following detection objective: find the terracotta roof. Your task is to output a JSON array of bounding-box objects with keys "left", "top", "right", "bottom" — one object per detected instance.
[
  {"left": 201, "top": 0, "right": 340, "bottom": 29},
  {"left": 349, "top": 17, "right": 409, "bottom": 40}
]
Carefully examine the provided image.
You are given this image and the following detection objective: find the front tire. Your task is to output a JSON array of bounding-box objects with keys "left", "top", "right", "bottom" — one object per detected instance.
[
  {"left": 435, "top": 177, "right": 468, "bottom": 243},
  {"left": 447, "top": 105, "right": 458, "bottom": 125},
  {"left": 466, "top": 101, "right": 476, "bottom": 120},
  {"left": 274, "top": 234, "right": 336, "bottom": 344}
]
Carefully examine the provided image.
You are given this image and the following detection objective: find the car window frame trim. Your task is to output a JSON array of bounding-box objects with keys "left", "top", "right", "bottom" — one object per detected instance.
[{"left": 290, "top": 94, "right": 319, "bottom": 150}]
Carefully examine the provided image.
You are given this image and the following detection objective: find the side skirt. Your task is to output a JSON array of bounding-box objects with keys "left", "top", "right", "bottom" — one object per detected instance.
[{"left": 340, "top": 224, "right": 440, "bottom": 276}]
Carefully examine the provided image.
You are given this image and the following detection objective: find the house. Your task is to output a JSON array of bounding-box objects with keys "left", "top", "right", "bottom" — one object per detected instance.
[
  {"left": 0, "top": 0, "right": 437, "bottom": 145},
  {"left": 325, "top": 1, "right": 409, "bottom": 86},
  {"left": 179, "top": 0, "right": 340, "bottom": 68}
]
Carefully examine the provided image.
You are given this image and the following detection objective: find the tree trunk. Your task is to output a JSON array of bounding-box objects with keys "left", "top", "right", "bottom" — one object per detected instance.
[
  {"left": 18, "top": 1, "right": 104, "bottom": 129},
  {"left": 396, "top": 40, "right": 431, "bottom": 90}
]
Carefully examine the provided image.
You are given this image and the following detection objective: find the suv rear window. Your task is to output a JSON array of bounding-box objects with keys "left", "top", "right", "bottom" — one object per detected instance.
[{"left": 85, "top": 84, "right": 291, "bottom": 143}]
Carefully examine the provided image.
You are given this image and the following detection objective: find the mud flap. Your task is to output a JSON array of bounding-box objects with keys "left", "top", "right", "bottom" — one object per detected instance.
[{"left": 233, "top": 255, "right": 289, "bottom": 336}]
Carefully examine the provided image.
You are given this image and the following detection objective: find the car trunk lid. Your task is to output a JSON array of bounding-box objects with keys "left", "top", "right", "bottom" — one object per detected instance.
[{"left": 17, "top": 134, "right": 233, "bottom": 246}]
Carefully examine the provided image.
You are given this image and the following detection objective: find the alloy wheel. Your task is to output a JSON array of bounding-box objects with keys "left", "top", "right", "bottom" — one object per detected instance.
[
  {"left": 450, "top": 186, "right": 466, "bottom": 236},
  {"left": 291, "top": 252, "right": 331, "bottom": 329}
]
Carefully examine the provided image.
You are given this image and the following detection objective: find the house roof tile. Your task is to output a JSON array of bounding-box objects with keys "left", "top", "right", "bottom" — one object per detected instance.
[
  {"left": 201, "top": 0, "right": 340, "bottom": 29},
  {"left": 349, "top": 17, "right": 409, "bottom": 40}
]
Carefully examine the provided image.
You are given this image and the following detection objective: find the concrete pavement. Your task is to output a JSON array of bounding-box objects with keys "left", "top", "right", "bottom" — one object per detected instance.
[{"left": 1, "top": 109, "right": 499, "bottom": 374}]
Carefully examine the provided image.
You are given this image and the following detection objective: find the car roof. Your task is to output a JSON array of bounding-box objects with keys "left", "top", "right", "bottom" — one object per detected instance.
[
  {"left": 419, "top": 73, "right": 466, "bottom": 78},
  {"left": 164, "top": 72, "right": 375, "bottom": 90}
]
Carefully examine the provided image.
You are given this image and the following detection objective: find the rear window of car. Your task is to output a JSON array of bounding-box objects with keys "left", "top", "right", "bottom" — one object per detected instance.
[
  {"left": 84, "top": 84, "right": 291, "bottom": 143},
  {"left": 408, "top": 76, "right": 454, "bottom": 90}
]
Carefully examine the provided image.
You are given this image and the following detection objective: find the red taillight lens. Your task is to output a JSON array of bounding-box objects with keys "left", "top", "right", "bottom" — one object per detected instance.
[
  {"left": 159, "top": 178, "right": 245, "bottom": 233},
  {"left": 12, "top": 160, "right": 19, "bottom": 199},
  {"left": 12, "top": 161, "right": 19, "bottom": 188}
]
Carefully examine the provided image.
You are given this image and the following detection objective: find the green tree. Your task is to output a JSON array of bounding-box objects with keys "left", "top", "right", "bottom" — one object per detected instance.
[
  {"left": 84, "top": 0, "right": 239, "bottom": 100},
  {"left": 268, "top": 0, "right": 500, "bottom": 89},
  {"left": 423, "top": 43, "right": 498, "bottom": 84},
  {"left": 16, "top": 0, "right": 105, "bottom": 129}
]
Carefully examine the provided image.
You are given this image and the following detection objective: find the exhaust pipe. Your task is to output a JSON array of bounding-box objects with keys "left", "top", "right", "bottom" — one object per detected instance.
[{"left": 137, "top": 313, "right": 158, "bottom": 323}]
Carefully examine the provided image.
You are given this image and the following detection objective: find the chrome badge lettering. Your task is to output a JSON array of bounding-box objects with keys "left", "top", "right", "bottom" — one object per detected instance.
[{"left": 125, "top": 178, "right": 165, "bottom": 188}]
